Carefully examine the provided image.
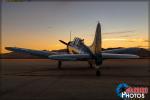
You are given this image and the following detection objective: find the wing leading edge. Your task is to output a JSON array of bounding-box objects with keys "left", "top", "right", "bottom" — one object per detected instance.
[
  {"left": 5, "top": 47, "right": 56, "bottom": 58},
  {"left": 48, "top": 54, "right": 92, "bottom": 61},
  {"left": 102, "top": 53, "right": 139, "bottom": 59}
]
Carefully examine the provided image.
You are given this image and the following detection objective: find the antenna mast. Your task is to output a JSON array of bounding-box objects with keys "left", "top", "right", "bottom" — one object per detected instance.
[{"left": 70, "top": 31, "right": 72, "bottom": 41}]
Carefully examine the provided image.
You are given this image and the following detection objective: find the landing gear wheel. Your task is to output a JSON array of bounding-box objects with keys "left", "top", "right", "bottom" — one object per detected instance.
[
  {"left": 90, "top": 64, "right": 93, "bottom": 68},
  {"left": 58, "top": 61, "right": 62, "bottom": 69},
  {"left": 89, "top": 63, "right": 93, "bottom": 68},
  {"left": 96, "top": 70, "right": 101, "bottom": 76}
]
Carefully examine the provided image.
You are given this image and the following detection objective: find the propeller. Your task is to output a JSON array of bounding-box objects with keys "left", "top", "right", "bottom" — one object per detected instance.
[
  {"left": 59, "top": 40, "right": 68, "bottom": 45},
  {"left": 59, "top": 31, "right": 72, "bottom": 46},
  {"left": 59, "top": 40, "right": 71, "bottom": 53}
]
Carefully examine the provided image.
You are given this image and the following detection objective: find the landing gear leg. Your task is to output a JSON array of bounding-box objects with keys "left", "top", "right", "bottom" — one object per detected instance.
[
  {"left": 58, "top": 61, "right": 62, "bottom": 69},
  {"left": 88, "top": 61, "right": 93, "bottom": 68},
  {"left": 96, "top": 70, "right": 100, "bottom": 76},
  {"left": 95, "top": 65, "right": 101, "bottom": 76}
]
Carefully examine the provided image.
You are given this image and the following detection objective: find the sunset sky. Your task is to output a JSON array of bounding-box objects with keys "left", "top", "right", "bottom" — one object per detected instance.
[{"left": 1, "top": 1, "right": 149, "bottom": 53}]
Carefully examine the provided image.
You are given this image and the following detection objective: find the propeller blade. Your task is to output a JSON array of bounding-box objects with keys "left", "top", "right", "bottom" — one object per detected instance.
[{"left": 59, "top": 40, "right": 68, "bottom": 45}]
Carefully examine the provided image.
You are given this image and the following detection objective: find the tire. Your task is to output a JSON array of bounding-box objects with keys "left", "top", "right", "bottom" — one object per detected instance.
[
  {"left": 96, "top": 70, "right": 101, "bottom": 76},
  {"left": 58, "top": 61, "right": 62, "bottom": 69}
]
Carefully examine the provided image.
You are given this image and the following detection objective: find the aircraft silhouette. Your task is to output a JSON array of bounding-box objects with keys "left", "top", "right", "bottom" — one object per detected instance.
[{"left": 5, "top": 22, "right": 139, "bottom": 76}]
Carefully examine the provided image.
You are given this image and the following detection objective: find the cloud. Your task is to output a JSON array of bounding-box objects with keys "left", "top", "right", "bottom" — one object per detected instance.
[
  {"left": 143, "top": 40, "right": 150, "bottom": 42},
  {"left": 127, "top": 39, "right": 150, "bottom": 42},
  {"left": 136, "top": 45, "right": 150, "bottom": 48},
  {"left": 119, "top": 33, "right": 137, "bottom": 37},
  {"left": 103, "top": 38, "right": 127, "bottom": 41},
  {"left": 103, "top": 30, "right": 135, "bottom": 35},
  {"left": 103, "top": 38, "right": 149, "bottom": 43}
]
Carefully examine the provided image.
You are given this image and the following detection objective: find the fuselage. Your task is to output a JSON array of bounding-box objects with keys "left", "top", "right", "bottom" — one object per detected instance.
[{"left": 68, "top": 37, "right": 93, "bottom": 56}]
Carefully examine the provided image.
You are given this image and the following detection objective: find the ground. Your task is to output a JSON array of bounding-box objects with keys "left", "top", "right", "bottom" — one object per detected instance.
[{"left": 0, "top": 59, "right": 150, "bottom": 100}]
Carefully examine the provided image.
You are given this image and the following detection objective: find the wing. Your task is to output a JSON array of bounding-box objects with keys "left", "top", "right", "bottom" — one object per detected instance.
[
  {"left": 5, "top": 47, "right": 57, "bottom": 58},
  {"left": 48, "top": 53, "right": 139, "bottom": 61},
  {"left": 102, "top": 53, "right": 139, "bottom": 59},
  {"left": 48, "top": 54, "right": 91, "bottom": 61},
  {"left": 102, "top": 48, "right": 140, "bottom": 54}
]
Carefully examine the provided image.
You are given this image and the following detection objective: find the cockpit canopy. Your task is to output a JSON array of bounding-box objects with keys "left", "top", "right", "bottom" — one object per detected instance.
[{"left": 71, "top": 37, "right": 84, "bottom": 46}]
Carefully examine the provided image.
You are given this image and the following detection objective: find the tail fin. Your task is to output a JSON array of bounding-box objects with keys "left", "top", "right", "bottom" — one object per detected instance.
[{"left": 90, "top": 22, "right": 102, "bottom": 54}]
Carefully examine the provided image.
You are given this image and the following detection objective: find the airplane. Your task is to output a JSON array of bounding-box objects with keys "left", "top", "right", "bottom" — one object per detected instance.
[{"left": 5, "top": 22, "right": 139, "bottom": 76}]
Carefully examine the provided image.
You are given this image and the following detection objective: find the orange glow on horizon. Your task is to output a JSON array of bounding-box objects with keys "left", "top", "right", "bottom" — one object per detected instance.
[{"left": 1, "top": 40, "right": 149, "bottom": 54}]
